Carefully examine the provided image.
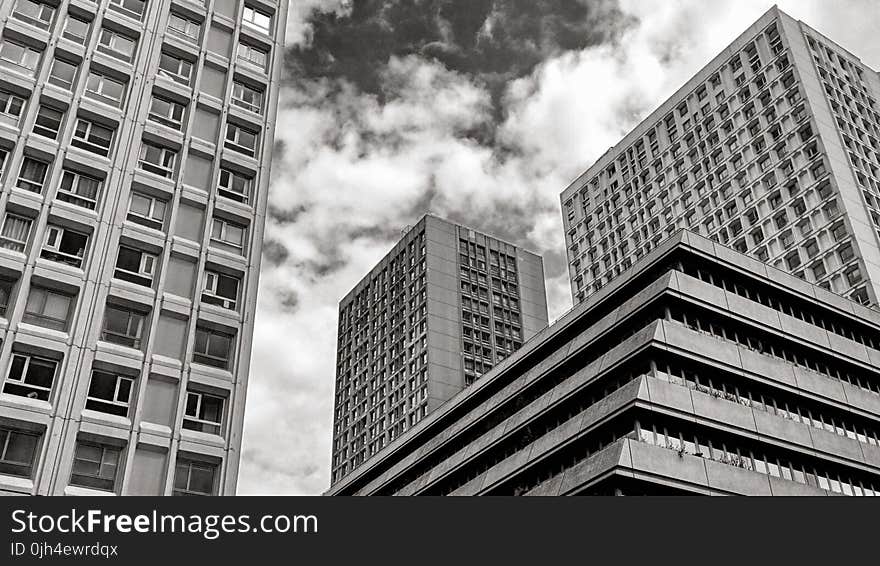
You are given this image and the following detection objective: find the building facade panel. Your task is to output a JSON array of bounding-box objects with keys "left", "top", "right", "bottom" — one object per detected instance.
[{"left": 0, "top": 0, "right": 287, "bottom": 496}]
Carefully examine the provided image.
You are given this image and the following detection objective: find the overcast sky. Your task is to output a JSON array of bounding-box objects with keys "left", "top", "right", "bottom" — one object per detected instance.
[{"left": 238, "top": 0, "right": 880, "bottom": 495}]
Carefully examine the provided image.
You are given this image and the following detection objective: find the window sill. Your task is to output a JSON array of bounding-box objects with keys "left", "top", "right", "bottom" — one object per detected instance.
[
  {"left": 0, "top": 474, "right": 34, "bottom": 495},
  {"left": 0, "top": 392, "right": 52, "bottom": 413},
  {"left": 64, "top": 485, "right": 116, "bottom": 497},
  {"left": 180, "top": 427, "right": 226, "bottom": 448},
  {"left": 80, "top": 408, "right": 132, "bottom": 429}
]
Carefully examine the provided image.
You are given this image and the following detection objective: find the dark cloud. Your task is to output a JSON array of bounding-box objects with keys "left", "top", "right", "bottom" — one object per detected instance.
[
  {"left": 279, "top": 290, "right": 300, "bottom": 312},
  {"left": 286, "top": 0, "right": 630, "bottom": 113},
  {"left": 262, "top": 239, "right": 290, "bottom": 266}
]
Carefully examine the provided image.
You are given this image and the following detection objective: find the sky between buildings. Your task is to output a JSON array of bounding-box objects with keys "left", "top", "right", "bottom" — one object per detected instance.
[{"left": 239, "top": 0, "right": 880, "bottom": 495}]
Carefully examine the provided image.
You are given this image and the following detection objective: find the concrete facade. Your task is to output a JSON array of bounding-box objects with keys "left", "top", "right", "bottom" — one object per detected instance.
[
  {"left": 561, "top": 7, "right": 880, "bottom": 310},
  {"left": 331, "top": 214, "right": 548, "bottom": 485},
  {"left": 0, "top": 0, "right": 287, "bottom": 495},
  {"left": 326, "top": 230, "right": 880, "bottom": 496}
]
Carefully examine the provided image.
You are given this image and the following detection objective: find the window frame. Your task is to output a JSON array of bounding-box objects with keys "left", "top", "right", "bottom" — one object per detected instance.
[
  {"left": 97, "top": 28, "right": 137, "bottom": 63},
  {"left": 183, "top": 390, "right": 225, "bottom": 435},
  {"left": 193, "top": 326, "right": 234, "bottom": 369},
  {"left": 40, "top": 224, "right": 88, "bottom": 268},
  {"left": 137, "top": 141, "right": 176, "bottom": 178},
  {"left": 210, "top": 217, "right": 246, "bottom": 252},
  {"left": 0, "top": 38, "right": 41, "bottom": 74},
  {"left": 231, "top": 81, "right": 263, "bottom": 114},
  {"left": 224, "top": 122, "right": 259, "bottom": 156},
  {"left": 33, "top": 104, "right": 64, "bottom": 140},
  {"left": 85, "top": 370, "right": 134, "bottom": 417},
  {"left": 100, "top": 303, "right": 146, "bottom": 349},
  {"left": 126, "top": 191, "right": 166, "bottom": 230},
  {"left": 57, "top": 169, "right": 102, "bottom": 210},
  {"left": 113, "top": 246, "right": 157, "bottom": 287},
  {"left": 22, "top": 285, "right": 74, "bottom": 331},
  {"left": 0, "top": 213, "right": 32, "bottom": 252},
  {"left": 173, "top": 458, "right": 217, "bottom": 496},
  {"left": 157, "top": 51, "right": 193, "bottom": 85},
  {"left": 16, "top": 157, "right": 50, "bottom": 194},
  {"left": 62, "top": 13, "right": 91, "bottom": 45},
  {"left": 70, "top": 441, "right": 121, "bottom": 492},
  {"left": 241, "top": 5, "right": 273, "bottom": 34},
  {"left": 147, "top": 95, "right": 185, "bottom": 130},
  {"left": 2, "top": 352, "right": 58, "bottom": 401},
  {"left": 84, "top": 72, "right": 126, "bottom": 108},
  {"left": 11, "top": 0, "right": 55, "bottom": 30},
  {"left": 217, "top": 168, "right": 252, "bottom": 204},
  {"left": 201, "top": 270, "right": 239, "bottom": 310},
  {"left": 0, "top": 89, "right": 26, "bottom": 122},
  {"left": 168, "top": 12, "right": 201, "bottom": 42},
  {"left": 47, "top": 57, "right": 78, "bottom": 90},
  {"left": 236, "top": 42, "right": 268, "bottom": 70},
  {"left": 0, "top": 427, "right": 40, "bottom": 478}
]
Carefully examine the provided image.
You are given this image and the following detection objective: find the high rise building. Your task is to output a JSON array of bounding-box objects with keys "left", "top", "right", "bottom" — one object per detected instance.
[
  {"left": 327, "top": 230, "right": 880, "bottom": 496},
  {"left": 331, "top": 214, "right": 548, "bottom": 484},
  {"left": 0, "top": 0, "right": 287, "bottom": 495},
  {"left": 561, "top": 7, "right": 880, "bottom": 309}
]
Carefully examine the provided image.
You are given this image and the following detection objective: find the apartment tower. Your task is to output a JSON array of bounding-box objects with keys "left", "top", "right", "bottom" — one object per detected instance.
[
  {"left": 561, "top": 7, "right": 880, "bottom": 309},
  {"left": 331, "top": 215, "right": 548, "bottom": 484},
  {"left": 327, "top": 231, "right": 880, "bottom": 496},
  {"left": 0, "top": 0, "right": 287, "bottom": 495}
]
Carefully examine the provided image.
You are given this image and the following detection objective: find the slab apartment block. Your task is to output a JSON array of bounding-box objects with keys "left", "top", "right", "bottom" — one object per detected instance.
[
  {"left": 331, "top": 215, "right": 548, "bottom": 484},
  {"left": 561, "top": 6, "right": 880, "bottom": 308},
  {"left": 0, "top": 0, "right": 287, "bottom": 495},
  {"left": 327, "top": 230, "right": 880, "bottom": 496}
]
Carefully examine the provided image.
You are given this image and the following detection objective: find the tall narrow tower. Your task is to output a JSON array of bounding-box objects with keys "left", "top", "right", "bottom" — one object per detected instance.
[
  {"left": 331, "top": 215, "right": 548, "bottom": 484},
  {"left": 0, "top": 0, "right": 287, "bottom": 495}
]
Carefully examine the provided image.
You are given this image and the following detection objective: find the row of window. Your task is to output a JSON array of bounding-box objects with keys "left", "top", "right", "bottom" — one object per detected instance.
[
  {"left": 0, "top": 206, "right": 247, "bottom": 276},
  {"left": 0, "top": 425, "right": 219, "bottom": 495}
]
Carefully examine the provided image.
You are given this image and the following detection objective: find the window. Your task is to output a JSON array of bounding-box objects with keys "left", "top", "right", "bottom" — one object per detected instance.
[
  {"left": 173, "top": 458, "right": 216, "bottom": 496},
  {"left": 12, "top": 0, "right": 55, "bottom": 30},
  {"left": 97, "top": 28, "right": 136, "bottom": 63},
  {"left": 217, "top": 168, "right": 252, "bottom": 204},
  {"left": 57, "top": 170, "right": 101, "bottom": 210},
  {"left": 168, "top": 13, "right": 200, "bottom": 42},
  {"left": 0, "top": 428, "right": 39, "bottom": 478},
  {"left": 107, "top": 0, "right": 146, "bottom": 21},
  {"left": 242, "top": 5, "right": 272, "bottom": 33},
  {"left": 85, "top": 72, "right": 126, "bottom": 108},
  {"left": 224, "top": 122, "right": 258, "bottom": 156},
  {"left": 183, "top": 391, "right": 224, "bottom": 435},
  {"left": 201, "top": 271, "right": 239, "bottom": 310},
  {"left": 86, "top": 370, "right": 133, "bottom": 417},
  {"left": 138, "top": 141, "right": 176, "bottom": 177},
  {"left": 47, "top": 58, "right": 77, "bottom": 90},
  {"left": 101, "top": 304, "right": 145, "bottom": 349},
  {"left": 62, "top": 14, "right": 91, "bottom": 45},
  {"left": 157, "top": 52, "right": 192, "bottom": 85},
  {"left": 0, "top": 149, "right": 6, "bottom": 178},
  {"left": 236, "top": 42, "right": 268, "bottom": 70},
  {"left": 210, "top": 217, "right": 246, "bottom": 252},
  {"left": 0, "top": 89, "right": 26, "bottom": 121},
  {"left": 231, "top": 81, "right": 263, "bottom": 114},
  {"left": 0, "top": 214, "right": 31, "bottom": 252},
  {"left": 3, "top": 353, "right": 57, "bottom": 401},
  {"left": 0, "top": 39, "right": 41, "bottom": 74},
  {"left": 33, "top": 105, "right": 64, "bottom": 139},
  {"left": 193, "top": 326, "right": 234, "bottom": 369},
  {"left": 71, "top": 118, "right": 114, "bottom": 157},
  {"left": 41, "top": 225, "right": 88, "bottom": 268},
  {"left": 127, "top": 192, "right": 165, "bottom": 230},
  {"left": 70, "top": 442, "right": 120, "bottom": 492},
  {"left": 16, "top": 157, "right": 49, "bottom": 193},
  {"left": 23, "top": 286, "right": 74, "bottom": 331},
  {"left": 0, "top": 278, "right": 14, "bottom": 316},
  {"left": 147, "top": 95, "right": 185, "bottom": 129},
  {"left": 114, "top": 246, "right": 156, "bottom": 287}
]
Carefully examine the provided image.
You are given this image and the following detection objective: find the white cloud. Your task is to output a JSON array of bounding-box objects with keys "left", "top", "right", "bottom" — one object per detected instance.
[{"left": 239, "top": 0, "right": 880, "bottom": 494}]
